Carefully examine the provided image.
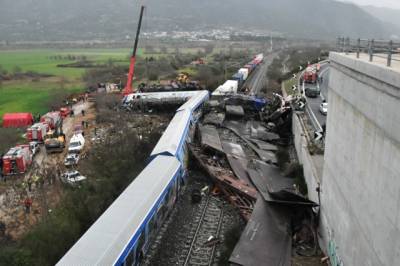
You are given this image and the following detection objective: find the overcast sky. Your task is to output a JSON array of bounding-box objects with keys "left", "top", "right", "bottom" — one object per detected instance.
[{"left": 341, "top": 0, "right": 400, "bottom": 9}]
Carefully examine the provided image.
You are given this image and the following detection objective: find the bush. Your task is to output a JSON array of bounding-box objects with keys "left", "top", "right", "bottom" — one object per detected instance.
[{"left": 0, "top": 97, "right": 165, "bottom": 265}]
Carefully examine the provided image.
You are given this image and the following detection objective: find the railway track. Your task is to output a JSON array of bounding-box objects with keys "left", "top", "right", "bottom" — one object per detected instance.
[{"left": 180, "top": 194, "right": 224, "bottom": 266}]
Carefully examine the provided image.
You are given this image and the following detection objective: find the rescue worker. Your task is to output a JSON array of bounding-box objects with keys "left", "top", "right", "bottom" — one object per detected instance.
[
  {"left": 0, "top": 155, "right": 3, "bottom": 181},
  {"left": 0, "top": 220, "right": 5, "bottom": 237},
  {"left": 27, "top": 177, "right": 33, "bottom": 192},
  {"left": 24, "top": 197, "right": 32, "bottom": 214}
]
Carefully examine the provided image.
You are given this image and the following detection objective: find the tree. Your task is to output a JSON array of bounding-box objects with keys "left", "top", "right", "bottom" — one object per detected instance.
[
  {"left": 204, "top": 44, "right": 215, "bottom": 54},
  {"left": 145, "top": 45, "right": 155, "bottom": 54},
  {"left": 12, "top": 65, "right": 22, "bottom": 75},
  {"left": 160, "top": 46, "right": 168, "bottom": 54}
]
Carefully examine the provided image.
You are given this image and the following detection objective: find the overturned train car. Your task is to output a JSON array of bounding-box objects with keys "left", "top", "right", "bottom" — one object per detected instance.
[{"left": 57, "top": 90, "right": 209, "bottom": 266}]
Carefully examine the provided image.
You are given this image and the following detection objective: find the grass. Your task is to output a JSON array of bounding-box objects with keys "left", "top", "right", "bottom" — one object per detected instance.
[
  {"left": 0, "top": 48, "right": 137, "bottom": 119},
  {"left": 283, "top": 76, "right": 300, "bottom": 96},
  {"left": 0, "top": 46, "right": 217, "bottom": 119},
  {"left": 0, "top": 49, "right": 134, "bottom": 79},
  {"left": 0, "top": 79, "right": 83, "bottom": 118}
]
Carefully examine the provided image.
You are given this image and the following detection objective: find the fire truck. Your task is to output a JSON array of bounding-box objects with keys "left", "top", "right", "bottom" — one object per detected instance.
[{"left": 2, "top": 145, "right": 32, "bottom": 175}]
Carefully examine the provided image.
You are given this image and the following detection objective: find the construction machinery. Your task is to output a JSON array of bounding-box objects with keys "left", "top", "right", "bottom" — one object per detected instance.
[
  {"left": 122, "top": 5, "right": 145, "bottom": 96},
  {"left": 177, "top": 72, "right": 190, "bottom": 84},
  {"left": 44, "top": 120, "right": 66, "bottom": 153}
]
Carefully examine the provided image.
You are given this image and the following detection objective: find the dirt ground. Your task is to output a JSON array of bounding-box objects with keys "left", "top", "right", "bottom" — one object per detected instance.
[{"left": 0, "top": 100, "right": 96, "bottom": 240}]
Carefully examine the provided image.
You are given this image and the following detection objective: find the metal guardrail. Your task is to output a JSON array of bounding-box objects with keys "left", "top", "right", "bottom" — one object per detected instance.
[
  {"left": 305, "top": 103, "right": 323, "bottom": 133},
  {"left": 336, "top": 37, "right": 400, "bottom": 67}
]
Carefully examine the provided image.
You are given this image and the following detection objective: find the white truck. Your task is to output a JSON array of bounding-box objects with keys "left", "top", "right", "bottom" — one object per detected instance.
[
  {"left": 238, "top": 68, "right": 249, "bottom": 81},
  {"left": 212, "top": 80, "right": 239, "bottom": 96},
  {"left": 68, "top": 134, "right": 85, "bottom": 153}
]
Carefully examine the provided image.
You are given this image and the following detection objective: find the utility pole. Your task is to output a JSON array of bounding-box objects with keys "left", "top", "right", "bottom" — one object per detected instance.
[{"left": 270, "top": 36, "right": 273, "bottom": 52}]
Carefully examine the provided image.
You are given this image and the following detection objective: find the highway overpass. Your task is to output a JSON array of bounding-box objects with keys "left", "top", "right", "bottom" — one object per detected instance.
[{"left": 320, "top": 51, "right": 400, "bottom": 266}]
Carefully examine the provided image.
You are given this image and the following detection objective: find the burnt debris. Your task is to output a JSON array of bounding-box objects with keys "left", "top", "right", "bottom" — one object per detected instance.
[{"left": 190, "top": 94, "right": 319, "bottom": 266}]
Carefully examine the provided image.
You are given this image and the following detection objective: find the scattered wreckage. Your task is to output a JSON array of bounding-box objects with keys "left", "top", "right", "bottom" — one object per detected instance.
[
  {"left": 189, "top": 93, "right": 319, "bottom": 266},
  {"left": 122, "top": 89, "right": 319, "bottom": 265}
]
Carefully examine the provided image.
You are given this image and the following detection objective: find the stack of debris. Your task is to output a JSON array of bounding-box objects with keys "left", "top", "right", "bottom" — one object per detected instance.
[{"left": 190, "top": 94, "right": 319, "bottom": 266}]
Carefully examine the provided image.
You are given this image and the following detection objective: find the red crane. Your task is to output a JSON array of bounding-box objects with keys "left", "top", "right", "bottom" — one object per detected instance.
[{"left": 122, "top": 5, "right": 145, "bottom": 96}]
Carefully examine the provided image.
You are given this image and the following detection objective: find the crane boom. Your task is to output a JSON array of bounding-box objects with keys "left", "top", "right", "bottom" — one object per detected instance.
[{"left": 123, "top": 5, "right": 145, "bottom": 96}]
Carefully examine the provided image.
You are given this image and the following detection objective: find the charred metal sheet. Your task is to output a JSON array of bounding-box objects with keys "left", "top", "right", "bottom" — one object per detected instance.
[
  {"left": 251, "top": 125, "right": 280, "bottom": 142},
  {"left": 247, "top": 138, "right": 278, "bottom": 151},
  {"left": 226, "top": 105, "right": 245, "bottom": 117},
  {"left": 247, "top": 168, "right": 270, "bottom": 197},
  {"left": 229, "top": 198, "right": 292, "bottom": 266},
  {"left": 199, "top": 124, "right": 224, "bottom": 153},
  {"left": 255, "top": 161, "right": 295, "bottom": 193},
  {"left": 222, "top": 141, "right": 246, "bottom": 158},
  {"left": 222, "top": 123, "right": 278, "bottom": 165},
  {"left": 226, "top": 155, "right": 252, "bottom": 186},
  {"left": 223, "top": 120, "right": 250, "bottom": 136},
  {"left": 253, "top": 148, "right": 277, "bottom": 164},
  {"left": 190, "top": 145, "right": 258, "bottom": 201},
  {"left": 248, "top": 162, "right": 317, "bottom": 206},
  {"left": 203, "top": 112, "right": 225, "bottom": 126}
]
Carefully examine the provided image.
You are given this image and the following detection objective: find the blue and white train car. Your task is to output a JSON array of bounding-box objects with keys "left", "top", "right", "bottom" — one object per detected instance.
[
  {"left": 149, "top": 109, "right": 191, "bottom": 166},
  {"left": 150, "top": 90, "right": 209, "bottom": 172},
  {"left": 57, "top": 155, "right": 181, "bottom": 266},
  {"left": 58, "top": 90, "right": 210, "bottom": 266},
  {"left": 177, "top": 90, "right": 209, "bottom": 114}
]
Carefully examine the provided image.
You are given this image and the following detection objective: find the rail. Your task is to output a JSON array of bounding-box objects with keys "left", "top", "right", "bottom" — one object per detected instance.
[{"left": 336, "top": 37, "right": 400, "bottom": 67}]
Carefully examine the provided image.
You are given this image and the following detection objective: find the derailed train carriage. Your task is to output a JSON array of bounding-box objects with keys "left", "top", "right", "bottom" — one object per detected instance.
[{"left": 57, "top": 90, "right": 209, "bottom": 266}]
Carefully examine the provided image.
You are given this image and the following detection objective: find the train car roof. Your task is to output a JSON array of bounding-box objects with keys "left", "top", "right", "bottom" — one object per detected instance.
[
  {"left": 177, "top": 90, "right": 209, "bottom": 112},
  {"left": 57, "top": 155, "right": 181, "bottom": 266},
  {"left": 124, "top": 91, "right": 199, "bottom": 103},
  {"left": 150, "top": 110, "right": 191, "bottom": 159}
]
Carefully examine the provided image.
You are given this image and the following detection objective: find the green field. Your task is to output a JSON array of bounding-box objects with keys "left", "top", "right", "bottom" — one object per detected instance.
[
  {"left": 0, "top": 48, "right": 136, "bottom": 119},
  {"left": 0, "top": 48, "right": 133, "bottom": 79},
  {"left": 0, "top": 79, "right": 83, "bottom": 117}
]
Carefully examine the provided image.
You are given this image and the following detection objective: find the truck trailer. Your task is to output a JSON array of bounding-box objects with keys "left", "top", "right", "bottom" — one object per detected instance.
[{"left": 212, "top": 80, "right": 239, "bottom": 96}]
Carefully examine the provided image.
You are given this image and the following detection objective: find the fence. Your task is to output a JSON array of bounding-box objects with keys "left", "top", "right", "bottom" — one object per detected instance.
[{"left": 336, "top": 37, "right": 400, "bottom": 67}]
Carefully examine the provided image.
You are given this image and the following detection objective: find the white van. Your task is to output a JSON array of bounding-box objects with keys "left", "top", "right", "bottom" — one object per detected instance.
[{"left": 68, "top": 134, "right": 85, "bottom": 153}]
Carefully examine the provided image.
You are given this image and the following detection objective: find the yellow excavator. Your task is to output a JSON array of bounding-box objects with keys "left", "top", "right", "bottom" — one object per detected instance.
[
  {"left": 44, "top": 120, "right": 66, "bottom": 153},
  {"left": 177, "top": 72, "right": 190, "bottom": 83}
]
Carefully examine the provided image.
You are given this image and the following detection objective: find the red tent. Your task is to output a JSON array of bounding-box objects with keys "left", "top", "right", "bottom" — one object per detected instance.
[{"left": 2, "top": 113, "right": 34, "bottom": 128}]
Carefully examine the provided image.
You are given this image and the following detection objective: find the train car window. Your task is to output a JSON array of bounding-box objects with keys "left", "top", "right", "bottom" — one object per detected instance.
[
  {"left": 124, "top": 246, "right": 136, "bottom": 266},
  {"left": 167, "top": 186, "right": 174, "bottom": 206},
  {"left": 147, "top": 213, "right": 157, "bottom": 239},
  {"left": 136, "top": 232, "right": 146, "bottom": 264},
  {"left": 156, "top": 203, "right": 166, "bottom": 226}
]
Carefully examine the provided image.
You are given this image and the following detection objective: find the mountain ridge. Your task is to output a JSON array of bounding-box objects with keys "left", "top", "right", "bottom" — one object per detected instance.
[{"left": 0, "top": 0, "right": 395, "bottom": 41}]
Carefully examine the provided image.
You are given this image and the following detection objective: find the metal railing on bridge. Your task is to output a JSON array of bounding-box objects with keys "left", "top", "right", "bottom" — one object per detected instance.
[{"left": 336, "top": 37, "right": 400, "bottom": 67}]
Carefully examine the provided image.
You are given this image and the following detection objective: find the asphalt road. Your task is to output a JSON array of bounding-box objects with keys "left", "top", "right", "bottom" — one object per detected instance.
[{"left": 304, "top": 63, "right": 330, "bottom": 127}]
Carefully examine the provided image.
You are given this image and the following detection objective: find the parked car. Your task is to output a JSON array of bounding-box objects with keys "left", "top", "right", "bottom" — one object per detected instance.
[
  {"left": 61, "top": 170, "right": 86, "bottom": 185},
  {"left": 64, "top": 153, "right": 80, "bottom": 167},
  {"left": 68, "top": 134, "right": 85, "bottom": 153},
  {"left": 319, "top": 102, "right": 328, "bottom": 115},
  {"left": 29, "top": 141, "right": 40, "bottom": 157}
]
